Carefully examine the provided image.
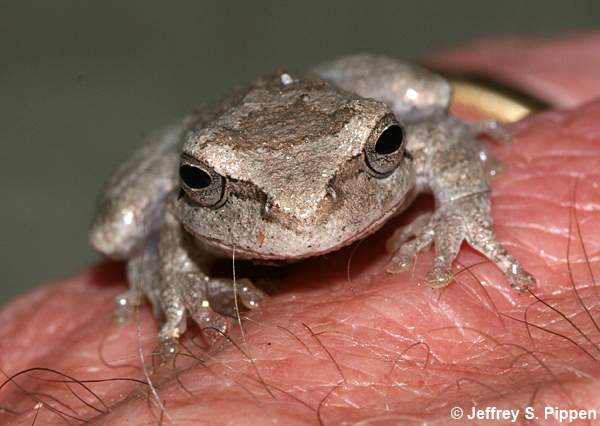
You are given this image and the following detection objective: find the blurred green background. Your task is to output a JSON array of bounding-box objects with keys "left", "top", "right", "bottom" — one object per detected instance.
[{"left": 1, "top": 1, "right": 597, "bottom": 304}]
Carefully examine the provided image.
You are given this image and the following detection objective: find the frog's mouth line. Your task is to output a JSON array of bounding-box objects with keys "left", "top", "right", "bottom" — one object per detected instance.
[{"left": 182, "top": 188, "right": 417, "bottom": 262}]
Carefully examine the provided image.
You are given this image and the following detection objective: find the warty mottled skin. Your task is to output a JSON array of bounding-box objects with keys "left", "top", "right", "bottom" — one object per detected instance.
[{"left": 89, "top": 54, "right": 536, "bottom": 353}]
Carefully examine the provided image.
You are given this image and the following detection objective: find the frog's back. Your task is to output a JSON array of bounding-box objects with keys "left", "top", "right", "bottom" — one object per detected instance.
[{"left": 314, "top": 53, "right": 452, "bottom": 122}]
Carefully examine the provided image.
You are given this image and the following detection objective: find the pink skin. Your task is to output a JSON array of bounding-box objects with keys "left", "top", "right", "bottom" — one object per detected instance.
[
  {"left": 428, "top": 31, "right": 600, "bottom": 108},
  {"left": 1, "top": 34, "right": 600, "bottom": 425}
]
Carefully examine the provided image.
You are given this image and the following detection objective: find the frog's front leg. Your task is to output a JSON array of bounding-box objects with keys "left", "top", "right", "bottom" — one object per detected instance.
[
  {"left": 387, "top": 117, "right": 536, "bottom": 292},
  {"left": 89, "top": 115, "right": 201, "bottom": 324},
  {"left": 155, "top": 197, "right": 266, "bottom": 354}
]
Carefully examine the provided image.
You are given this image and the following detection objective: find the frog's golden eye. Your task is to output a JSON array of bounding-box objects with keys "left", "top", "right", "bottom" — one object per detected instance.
[
  {"left": 364, "top": 115, "right": 406, "bottom": 178},
  {"left": 179, "top": 162, "right": 226, "bottom": 208}
]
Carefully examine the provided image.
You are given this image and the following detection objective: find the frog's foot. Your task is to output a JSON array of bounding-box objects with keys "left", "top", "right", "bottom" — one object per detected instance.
[
  {"left": 156, "top": 286, "right": 187, "bottom": 359},
  {"left": 386, "top": 192, "right": 536, "bottom": 292},
  {"left": 155, "top": 275, "right": 267, "bottom": 357},
  {"left": 190, "top": 277, "right": 267, "bottom": 344},
  {"left": 154, "top": 285, "right": 227, "bottom": 360},
  {"left": 203, "top": 277, "right": 268, "bottom": 313},
  {"left": 113, "top": 247, "right": 157, "bottom": 324},
  {"left": 469, "top": 119, "right": 513, "bottom": 143},
  {"left": 464, "top": 209, "right": 537, "bottom": 293},
  {"left": 470, "top": 119, "right": 511, "bottom": 178},
  {"left": 386, "top": 213, "right": 433, "bottom": 273},
  {"left": 113, "top": 289, "right": 143, "bottom": 324}
]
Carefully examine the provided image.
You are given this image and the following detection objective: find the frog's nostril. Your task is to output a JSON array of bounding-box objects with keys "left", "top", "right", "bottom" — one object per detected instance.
[{"left": 180, "top": 165, "right": 212, "bottom": 189}]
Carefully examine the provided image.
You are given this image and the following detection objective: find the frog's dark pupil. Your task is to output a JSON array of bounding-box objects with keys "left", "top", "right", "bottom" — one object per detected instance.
[
  {"left": 375, "top": 125, "right": 403, "bottom": 155},
  {"left": 180, "top": 165, "right": 212, "bottom": 189}
]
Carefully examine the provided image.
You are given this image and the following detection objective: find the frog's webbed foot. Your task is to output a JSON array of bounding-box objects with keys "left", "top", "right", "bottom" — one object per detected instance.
[{"left": 386, "top": 192, "right": 536, "bottom": 292}]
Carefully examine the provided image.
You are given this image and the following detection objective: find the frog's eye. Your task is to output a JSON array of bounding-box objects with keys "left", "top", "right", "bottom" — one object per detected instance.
[
  {"left": 179, "top": 162, "right": 226, "bottom": 208},
  {"left": 363, "top": 115, "right": 406, "bottom": 178}
]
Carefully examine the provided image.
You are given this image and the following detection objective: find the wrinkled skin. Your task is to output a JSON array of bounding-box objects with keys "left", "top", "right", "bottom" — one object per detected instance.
[{"left": 1, "top": 33, "right": 600, "bottom": 425}]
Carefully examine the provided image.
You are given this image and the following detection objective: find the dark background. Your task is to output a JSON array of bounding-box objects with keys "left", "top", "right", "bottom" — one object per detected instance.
[{"left": 1, "top": 1, "right": 597, "bottom": 304}]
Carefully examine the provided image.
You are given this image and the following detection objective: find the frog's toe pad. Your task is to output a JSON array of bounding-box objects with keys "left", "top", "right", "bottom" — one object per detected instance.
[
  {"left": 112, "top": 289, "right": 142, "bottom": 324},
  {"left": 385, "top": 213, "right": 435, "bottom": 275},
  {"left": 190, "top": 306, "right": 229, "bottom": 346},
  {"left": 236, "top": 278, "right": 267, "bottom": 310},
  {"left": 425, "top": 266, "right": 454, "bottom": 289},
  {"left": 158, "top": 334, "right": 179, "bottom": 361},
  {"left": 386, "top": 253, "right": 415, "bottom": 274},
  {"left": 506, "top": 266, "right": 536, "bottom": 292}
]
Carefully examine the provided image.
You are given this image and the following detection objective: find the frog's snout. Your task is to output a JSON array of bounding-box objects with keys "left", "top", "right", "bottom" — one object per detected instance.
[{"left": 258, "top": 184, "right": 339, "bottom": 231}]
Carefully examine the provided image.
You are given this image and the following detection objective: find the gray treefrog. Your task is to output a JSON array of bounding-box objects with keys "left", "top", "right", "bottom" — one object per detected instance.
[{"left": 90, "top": 54, "right": 535, "bottom": 353}]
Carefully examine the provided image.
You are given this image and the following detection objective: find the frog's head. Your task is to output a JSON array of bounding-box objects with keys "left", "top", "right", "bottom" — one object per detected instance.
[{"left": 176, "top": 72, "right": 415, "bottom": 261}]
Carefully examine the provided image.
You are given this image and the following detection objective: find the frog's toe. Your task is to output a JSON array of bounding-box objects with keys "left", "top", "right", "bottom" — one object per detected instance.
[
  {"left": 386, "top": 214, "right": 435, "bottom": 274},
  {"left": 113, "top": 289, "right": 143, "bottom": 324},
  {"left": 203, "top": 276, "right": 267, "bottom": 314},
  {"left": 158, "top": 334, "right": 179, "bottom": 360},
  {"left": 506, "top": 265, "right": 536, "bottom": 293},
  {"left": 464, "top": 210, "right": 537, "bottom": 293},
  {"left": 188, "top": 304, "right": 229, "bottom": 345},
  {"left": 423, "top": 222, "right": 464, "bottom": 289},
  {"left": 425, "top": 265, "right": 454, "bottom": 289},
  {"left": 236, "top": 278, "right": 267, "bottom": 310},
  {"left": 386, "top": 252, "right": 416, "bottom": 273},
  {"left": 155, "top": 290, "right": 187, "bottom": 362},
  {"left": 470, "top": 119, "right": 513, "bottom": 143},
  {"left": 387, "top": 205, "right": 465, "bottom": 288},
  {"left": 182, "top": 276, "right": 265, "bottom": 344},
  {"left": 385, "top": 213, "right": 432, "bottom": 253}
]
